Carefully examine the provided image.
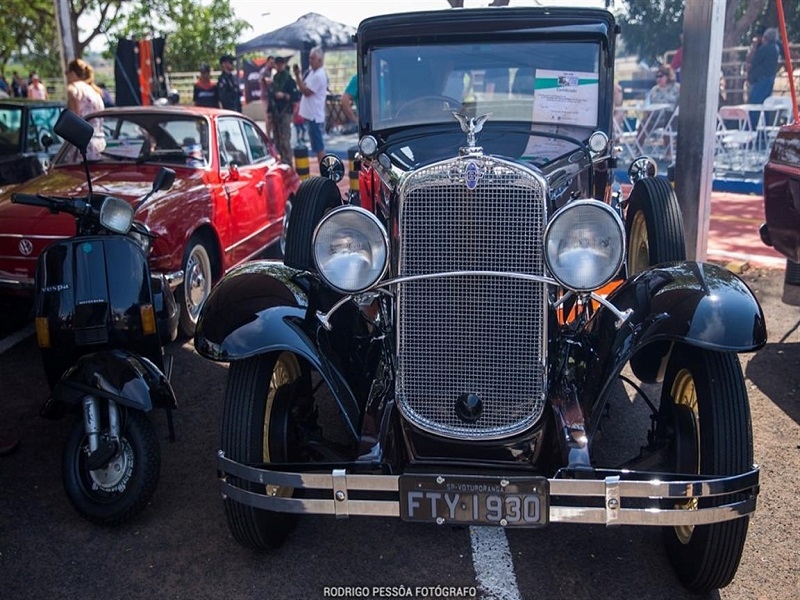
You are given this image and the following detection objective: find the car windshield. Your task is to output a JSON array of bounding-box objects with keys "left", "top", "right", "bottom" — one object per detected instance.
[
  {"left": 55, "top": 113, "right": 210, "bottom": 167},
  {"left": 0, "top": 107, "right": 22, "bottom": 153},
  {"left": 28, "top": 107, "right": 64, "bottom": 154},
  {"left": 370, "top": 40, "right": 601, "bottom": 135}
]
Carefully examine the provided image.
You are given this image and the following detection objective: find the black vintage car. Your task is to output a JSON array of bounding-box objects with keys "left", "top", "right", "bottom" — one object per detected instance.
[
  {"left": 0, "top": 99, "right": 64, "bottom": 190},
  {"left": 195, "top": 7, "right": 767, "bottom": 593}
]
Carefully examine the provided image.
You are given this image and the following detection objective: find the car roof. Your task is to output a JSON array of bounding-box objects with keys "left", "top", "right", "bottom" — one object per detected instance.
[
  {"left": 0, "top": 98, "right": 65, "bottom": 109},
  {"left": 357, "top": 6, "right": 616, "bottom": 45},
  {"left": 89, "top": 105, "right": 239, "bottom": 118}
]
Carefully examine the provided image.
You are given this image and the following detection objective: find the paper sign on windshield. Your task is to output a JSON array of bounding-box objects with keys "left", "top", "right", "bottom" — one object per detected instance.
[{"left": 532, "top": 70, "right": 599, "bottom": 127}]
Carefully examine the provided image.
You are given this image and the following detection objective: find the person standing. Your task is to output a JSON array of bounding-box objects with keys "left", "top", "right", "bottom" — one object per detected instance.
[
  {"left": 293, "top": 47, "right": 328, "bottom": 162},
  {"left": 746, "top": 28, "right": 780, "bottom": 106},
  {"left": 65, "top": 58, "right": 106, "bottom": 160},
  {"left": 217, "top": 54, "right": 242, "bottom": 112},
  {"left": 269, "top": 56, "right": 299, "bottom": 167},
  {"left": 27, "top": 73, "right": 47, "bottom": 99},
  {"left": 11, "top": 72, "right": 27, "bottom": 97},
  {"left": 340, "top": 73, "right": 358, "bottom": 133},
  {"left": 193, "top": 63, "right": 219, "bottom": 108},
  {"left": 259, "top": 56, "right": 276, "bottom": 139}
]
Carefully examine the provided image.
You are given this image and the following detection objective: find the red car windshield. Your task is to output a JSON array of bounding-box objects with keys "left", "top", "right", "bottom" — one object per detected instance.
[{"left": 56, "top": 114, "right": 210, "bottom": 167}]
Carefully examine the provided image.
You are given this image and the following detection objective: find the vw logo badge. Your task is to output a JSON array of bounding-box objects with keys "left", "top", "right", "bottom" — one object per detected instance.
[{"left": 18, "top": 239, "right": 33, "bottom": 256}]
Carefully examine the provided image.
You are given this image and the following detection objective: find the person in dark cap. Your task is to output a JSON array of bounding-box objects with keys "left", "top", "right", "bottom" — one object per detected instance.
[
  {"left": 217, "top": 54, "right": 242, "bottom": 111},
  {"left": 193, "top": 63, "right": 218, "bottom": 108},
  {"left": 270, "top": 56, "right": 299, "bottom": 166}
]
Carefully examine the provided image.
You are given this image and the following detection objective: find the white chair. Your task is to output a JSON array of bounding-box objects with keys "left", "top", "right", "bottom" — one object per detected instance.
[
  {"left": 760, "top": 95, "right": 794, "bottom": 148},
  {"left": 715, "top": 106, "right": 760, "bottom": 171},
  {"left": 647, "top": 105, "right": 679, "bottom": 161}
]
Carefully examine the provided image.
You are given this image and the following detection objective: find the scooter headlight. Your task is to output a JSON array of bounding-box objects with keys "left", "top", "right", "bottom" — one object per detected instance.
[
  {"left": 313, "top": 206, "right": 388, "bottom": 293},
  {"left": 544, "top": 199, "right": 625, "bottom": 292},
  {"left": 99, "top": 196, "right": 134, "bottom": 235}
]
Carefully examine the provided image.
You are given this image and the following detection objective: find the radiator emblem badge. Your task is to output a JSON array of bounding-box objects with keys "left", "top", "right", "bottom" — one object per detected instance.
[{"left": 465, "top": 162, "right": 480, "bottom": 190}]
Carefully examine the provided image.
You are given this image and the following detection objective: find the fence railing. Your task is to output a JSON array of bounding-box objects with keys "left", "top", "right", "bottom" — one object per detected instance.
[{"left": 36, "top": 49, "right": 797, "bottom": 109}]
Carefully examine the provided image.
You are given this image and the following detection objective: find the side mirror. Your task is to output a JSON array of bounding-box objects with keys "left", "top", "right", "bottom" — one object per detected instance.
[
  {"left": 40, "top": 133, "right": 54, "bottom": 149},
  {"left": 135, "top": 167, "right": 176, "bottom": 211},
  {"left": 153, "top": 167, "right": 176, "bottom": 193},
  {"left": 53, "top": 109, "right": 94, "bottom": 155}
]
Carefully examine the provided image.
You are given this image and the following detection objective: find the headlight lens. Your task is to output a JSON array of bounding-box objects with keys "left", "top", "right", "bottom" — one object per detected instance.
[
  {"left": 544, "top": 199, "right": 625, "bottom": 291},
  {"left": 313, "top": 206, "right": 388, "bottom": 293},
  {"left": 99, "top": 196, "right": 134, "bottom": 234}
]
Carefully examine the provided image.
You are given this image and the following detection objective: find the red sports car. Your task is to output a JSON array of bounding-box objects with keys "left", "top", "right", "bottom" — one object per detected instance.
[{"left": 0, "top": 105, "right": 300, "bottom": 336}]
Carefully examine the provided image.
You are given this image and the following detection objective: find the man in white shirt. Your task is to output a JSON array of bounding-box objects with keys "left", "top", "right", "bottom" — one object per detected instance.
[{"left": 293, "top": 47, "right": 328, "bottom": 162}]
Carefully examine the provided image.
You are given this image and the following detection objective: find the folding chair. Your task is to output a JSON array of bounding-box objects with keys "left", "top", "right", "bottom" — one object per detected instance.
[
  {"left": 759, "top": 95, "right": 794, "bottom": 149},
  {"left": 715, "top": 106, "right": 759, "bottom": 171}
]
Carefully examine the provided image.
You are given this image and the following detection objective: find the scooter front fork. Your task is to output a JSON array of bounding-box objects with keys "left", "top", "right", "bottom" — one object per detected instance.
[{"left": 82, "top": 396, "right": 121, "bottom": 470}]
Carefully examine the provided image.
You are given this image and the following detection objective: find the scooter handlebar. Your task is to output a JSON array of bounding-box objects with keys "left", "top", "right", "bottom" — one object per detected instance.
[
  {"left": 12, "top": 193, "right": 89, "bottom": 217},
  {"left": 11, "top": 193, "right": 56, "bottom": 209}
]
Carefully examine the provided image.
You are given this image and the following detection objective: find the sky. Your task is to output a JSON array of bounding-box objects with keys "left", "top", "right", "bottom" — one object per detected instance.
[{"left": 230, "top": 0, "right": 610, "bottom": 44}]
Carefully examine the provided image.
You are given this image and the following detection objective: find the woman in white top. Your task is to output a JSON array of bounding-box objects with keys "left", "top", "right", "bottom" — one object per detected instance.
[{"left": 65, "top": 58, "right": 106, "bottom": 160}]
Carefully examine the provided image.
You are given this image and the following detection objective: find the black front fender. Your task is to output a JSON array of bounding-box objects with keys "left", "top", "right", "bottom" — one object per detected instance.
[
  {"left": 581, "top": 262, "right": 767, "bottom": 421},
  {"left": 194, "top": 260, "right": 310, "bottom": 361},
  {"left": 600, "top": 261, "right": 767, "bottom": 352},
  {"left": 41, "top": 349, "right": 176, "bottom": 420},
  {"left": 194, "top": 260, "right": 361, "bottom": 441}
]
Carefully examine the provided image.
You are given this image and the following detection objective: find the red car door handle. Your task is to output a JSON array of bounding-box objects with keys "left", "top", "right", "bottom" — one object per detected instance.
[{"left": 256, "top": 181, "right": 266, "bottom": 193}]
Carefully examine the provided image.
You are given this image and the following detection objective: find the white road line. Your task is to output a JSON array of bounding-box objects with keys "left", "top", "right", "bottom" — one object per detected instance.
[
  {"left": 469, "top": 526, "right": 521, "bottom": 600},
  {"left": 0, "top": 324, "right": 34, "bottom": 355}
]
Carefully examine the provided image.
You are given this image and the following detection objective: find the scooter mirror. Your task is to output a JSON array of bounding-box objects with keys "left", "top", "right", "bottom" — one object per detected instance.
[
  {"left": 53, "top": 109, "right": 94, "bottom": 155},
  {"left": 153, "top": 168, "right": 176, "bottom": 193}
]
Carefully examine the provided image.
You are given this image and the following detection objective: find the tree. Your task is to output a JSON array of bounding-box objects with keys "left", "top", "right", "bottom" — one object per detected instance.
[
  {"left": 110, "top": 0, "right": 249, "bottom": 72},
  {"left": 0, "top": 0, "right": 58, "bottom": 77}
]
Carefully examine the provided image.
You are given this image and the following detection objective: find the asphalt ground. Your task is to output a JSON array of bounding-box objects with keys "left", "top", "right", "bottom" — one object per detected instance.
[{"left": 0, "top": 151, "right": 796, "bottom": 599}]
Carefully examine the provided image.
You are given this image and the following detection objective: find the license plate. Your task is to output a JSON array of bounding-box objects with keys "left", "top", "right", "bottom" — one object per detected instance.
[{"left": 399, "top": 474, "right": 549, "bottom": 527}]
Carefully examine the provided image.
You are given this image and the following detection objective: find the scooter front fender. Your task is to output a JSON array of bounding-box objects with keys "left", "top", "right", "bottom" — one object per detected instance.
[{"left": 41, "top": 349, "right": 177, "bottom": 420}]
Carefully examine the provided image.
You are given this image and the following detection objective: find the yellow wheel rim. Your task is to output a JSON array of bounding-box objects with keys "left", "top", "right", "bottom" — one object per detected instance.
[
  {"left": 670, "top": 367, "right": 700, "bottom": 544},
  {"left": 263, "top": 352, "right": 301, "bottom": 498},
  {"left": 629, "top": 210, "right": 649, "bottom": 275}
]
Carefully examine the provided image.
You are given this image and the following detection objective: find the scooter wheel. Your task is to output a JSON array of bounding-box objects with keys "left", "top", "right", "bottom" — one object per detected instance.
[{"left": 62, "top": 408, "right": 160, "bottom": 526}]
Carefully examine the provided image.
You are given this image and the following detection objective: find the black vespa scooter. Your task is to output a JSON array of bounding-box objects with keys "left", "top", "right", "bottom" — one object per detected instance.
[{"left": 11, "top": 109, "right": 179, "bottom": 525}]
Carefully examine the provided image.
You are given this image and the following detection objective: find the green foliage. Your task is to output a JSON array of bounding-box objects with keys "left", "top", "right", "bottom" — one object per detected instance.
[
  {"left": 615, "top": 0, "right": 684, "bottom": 65},
  {"left": 616, "top": 0, "right": 800, "bottom": 65},
  {"left": 109, "top": 0, "right": 250, "bottom": 72},
  {"left": 0, "top": 0, "right": 58, "bottom": 77}
]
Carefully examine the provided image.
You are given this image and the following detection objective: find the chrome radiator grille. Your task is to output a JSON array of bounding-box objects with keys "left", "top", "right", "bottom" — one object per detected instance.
[{"left": 396, "top": 156, "right": 548, "bottom": 439}]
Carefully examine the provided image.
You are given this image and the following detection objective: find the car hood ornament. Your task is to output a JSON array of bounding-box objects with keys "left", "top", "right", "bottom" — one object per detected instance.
[{"left": 452, "top": 112, "right": 491, "bottom": 151}]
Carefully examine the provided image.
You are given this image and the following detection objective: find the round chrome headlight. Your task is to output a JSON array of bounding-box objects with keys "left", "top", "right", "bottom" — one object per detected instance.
[
  {"left": 99, "top": 196, "right": 134, "bottom": 235},
  {"left": 313, "top": 206, "right": 389, "bottom": 293},
  {"left": 544, "top": 199, "right": 625, "bottom": 292}
]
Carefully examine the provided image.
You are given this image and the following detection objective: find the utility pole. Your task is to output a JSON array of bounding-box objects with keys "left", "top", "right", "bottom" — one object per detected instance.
[
  {"left": 53, "top": 0, "right": 76, "bottom": 85},
  {"left": 673, "top": 0, "right": 726, "bottom": 260}
]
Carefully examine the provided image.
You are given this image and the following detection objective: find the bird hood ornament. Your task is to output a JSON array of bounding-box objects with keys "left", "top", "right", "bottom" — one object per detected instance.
[{"left": 452, "top": 112, "right": 491, "bottom": 149}]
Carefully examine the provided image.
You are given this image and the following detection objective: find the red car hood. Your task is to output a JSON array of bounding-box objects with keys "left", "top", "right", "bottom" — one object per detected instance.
[
  {"left": 0, "top": 164, "right": 200, "bottom": 236},
  {"left": 0, "top": 164, "right": 200, "bottom": 283}
]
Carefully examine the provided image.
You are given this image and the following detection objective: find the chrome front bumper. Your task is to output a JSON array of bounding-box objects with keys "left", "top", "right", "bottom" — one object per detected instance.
[{"left": 217, "top": 452, "right": 759, "bottom": 527}]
